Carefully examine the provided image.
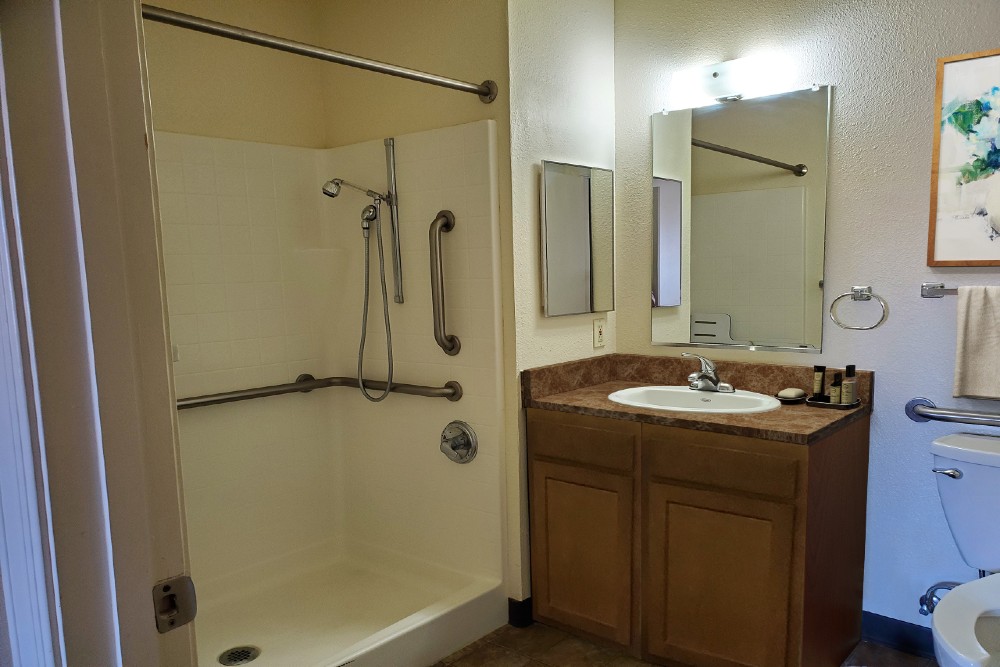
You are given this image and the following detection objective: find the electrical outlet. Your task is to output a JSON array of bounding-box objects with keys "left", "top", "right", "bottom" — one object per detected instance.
[{"left": 593, "top": 318, "right": 606, "bottom": 348}]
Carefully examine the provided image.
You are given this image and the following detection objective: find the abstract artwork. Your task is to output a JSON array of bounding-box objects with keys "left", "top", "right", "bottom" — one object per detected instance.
[{"left": 928, "top": 48, "right": 1000, "bottom": 266}]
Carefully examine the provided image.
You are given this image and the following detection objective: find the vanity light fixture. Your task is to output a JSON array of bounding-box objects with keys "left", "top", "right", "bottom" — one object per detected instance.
[{"left": 664, "top": 52, "right": 802, "bottom": 111}]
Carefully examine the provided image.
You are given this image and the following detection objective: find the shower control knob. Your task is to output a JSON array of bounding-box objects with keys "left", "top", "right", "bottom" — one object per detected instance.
[{"left": 440, "top": 420, "right": 477, "bottom": 464}]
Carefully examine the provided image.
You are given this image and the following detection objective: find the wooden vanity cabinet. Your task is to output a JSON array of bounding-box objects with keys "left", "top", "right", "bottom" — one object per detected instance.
[
  {"left": 527, "top": 409, "right": 640, "bottom": 649},
  {"left": 526, "top": 408, "right": 870, "bottom": 667}
]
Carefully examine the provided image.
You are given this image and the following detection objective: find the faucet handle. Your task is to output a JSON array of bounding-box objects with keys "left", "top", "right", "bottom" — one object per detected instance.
[{"left": 682, "top": 352, "right": 716, "bottom": 373}]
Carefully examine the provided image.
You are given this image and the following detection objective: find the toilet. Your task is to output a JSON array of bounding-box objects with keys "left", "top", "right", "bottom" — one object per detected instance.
[{"left": 931, "top": 433, "right": 1000, "bottom": 667}]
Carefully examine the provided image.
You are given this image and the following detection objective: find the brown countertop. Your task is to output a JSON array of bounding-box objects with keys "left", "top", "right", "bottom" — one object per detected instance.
[{"left": 522, "top": 354, "right": 873, "bottom": 445}]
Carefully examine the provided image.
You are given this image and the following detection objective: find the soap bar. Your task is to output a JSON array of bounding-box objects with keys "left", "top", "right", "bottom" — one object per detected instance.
[{"left": 777, "top": 387, "right": 807, "bottom": 399}]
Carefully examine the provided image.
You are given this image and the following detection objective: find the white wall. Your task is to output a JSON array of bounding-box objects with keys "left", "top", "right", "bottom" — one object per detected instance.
[
  {"left": 615, "top": 0, "right": 1000, "bottom": 626},
  {"left": 505, "top": 0, "right": 616, "bottom": 597}
]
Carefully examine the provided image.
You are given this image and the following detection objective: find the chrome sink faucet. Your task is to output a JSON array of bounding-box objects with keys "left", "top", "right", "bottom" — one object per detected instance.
[{"left": 683, "top": 352, "right": 735, "bottom": 393}]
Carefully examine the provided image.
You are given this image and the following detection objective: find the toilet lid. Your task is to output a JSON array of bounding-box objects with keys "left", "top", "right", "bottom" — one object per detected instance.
[{"left": 932, "top": 434, "right": 1000, "bottom": 466}]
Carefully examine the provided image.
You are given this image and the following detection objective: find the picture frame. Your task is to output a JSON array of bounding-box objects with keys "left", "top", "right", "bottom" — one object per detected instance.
[{"left": 927, "top": 48, "right": 1000, "bottom": 266}]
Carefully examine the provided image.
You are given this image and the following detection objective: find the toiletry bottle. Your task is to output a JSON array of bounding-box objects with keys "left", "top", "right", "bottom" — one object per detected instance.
[
  {"left": 841, "top": 365, "right": 857, "bottom": 405},
  {"left": 812, "top": 365, "right": 826, "bottom": 399},
  {"left": 830, "top": 372, "right": 843, "bottom": 404}
]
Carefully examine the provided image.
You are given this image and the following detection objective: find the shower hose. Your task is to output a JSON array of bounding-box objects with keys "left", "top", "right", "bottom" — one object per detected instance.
[{"left": 357, "top": 201, "right": 393, "bottom": 402}]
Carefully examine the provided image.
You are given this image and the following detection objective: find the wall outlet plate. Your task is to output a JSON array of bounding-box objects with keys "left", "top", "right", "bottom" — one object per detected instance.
[{"left": 593, "top": 318, "right": 606, "bottom": 348}]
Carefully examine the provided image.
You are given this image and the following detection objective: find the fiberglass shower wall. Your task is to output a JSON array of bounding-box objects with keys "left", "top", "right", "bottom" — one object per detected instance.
[{"left": 156, "top": 119, "right": 505, "bottom": 605}]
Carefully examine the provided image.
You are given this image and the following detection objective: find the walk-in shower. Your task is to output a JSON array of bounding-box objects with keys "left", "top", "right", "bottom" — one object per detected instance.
[{"left": 144, "top": 6, "right": 506, "bottom": 666}]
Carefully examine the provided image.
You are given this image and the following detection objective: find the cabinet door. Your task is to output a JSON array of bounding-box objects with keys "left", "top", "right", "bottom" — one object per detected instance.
[
  {"left": 644, "top": 481, "right": 795, "bottom": 667},
  {"left": 530, "top": 459, "right": 633, "bottom": 646}
]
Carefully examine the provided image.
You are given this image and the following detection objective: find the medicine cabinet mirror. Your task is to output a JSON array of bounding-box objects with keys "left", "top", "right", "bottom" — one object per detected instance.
[
  {"left": 651, "top": 85, "right": 831, "bottom": 351},
  {"left": 541, "top": 161, "right": 615, "bottom": 317}
]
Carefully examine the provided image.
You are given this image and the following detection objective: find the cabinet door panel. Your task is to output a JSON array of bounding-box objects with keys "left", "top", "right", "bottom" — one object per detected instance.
[
  {"left": 645, "top": 482, "right": 795, "bottom": 667},
  {"left": 530, "top": 460, "right": 632, "bottom": 645}
]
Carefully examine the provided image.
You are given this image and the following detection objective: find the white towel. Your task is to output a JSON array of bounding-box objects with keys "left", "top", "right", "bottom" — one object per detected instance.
[{"left": 954, "top": 286, "right": 1000, "bottom": 399}]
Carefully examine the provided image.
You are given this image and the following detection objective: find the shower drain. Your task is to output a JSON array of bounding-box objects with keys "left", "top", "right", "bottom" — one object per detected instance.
[{"left": 218, "top": 646, "right": 261, "bottom": 665}]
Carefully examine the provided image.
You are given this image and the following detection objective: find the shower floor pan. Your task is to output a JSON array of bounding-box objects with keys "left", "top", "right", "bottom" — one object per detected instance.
[{"left": 194, "top": 552, "right": 504, "bottom": 667}]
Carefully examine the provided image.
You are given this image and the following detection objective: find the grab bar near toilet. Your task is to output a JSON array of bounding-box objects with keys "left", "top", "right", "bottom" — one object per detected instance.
[{"left": 905, "top": 397, "right": 1000, "bottom": 428}]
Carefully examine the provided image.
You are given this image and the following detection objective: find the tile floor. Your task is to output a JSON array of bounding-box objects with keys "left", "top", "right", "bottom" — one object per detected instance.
[{"left": 431, "top": 624, "right": 938, "bottom": 667}]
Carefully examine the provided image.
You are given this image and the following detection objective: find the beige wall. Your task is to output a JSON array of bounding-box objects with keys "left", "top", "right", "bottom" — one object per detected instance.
[
  {"left": 616, "top": 0, "right": 1000, "bottom": 625},
  {"left": 143, "top": 0, "right": 329, "bottom": 147}
]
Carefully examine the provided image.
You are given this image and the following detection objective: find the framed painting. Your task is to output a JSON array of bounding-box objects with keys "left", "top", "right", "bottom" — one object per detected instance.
[{"left": 928, "top": 48, "right": 1000, "bottom": 266}]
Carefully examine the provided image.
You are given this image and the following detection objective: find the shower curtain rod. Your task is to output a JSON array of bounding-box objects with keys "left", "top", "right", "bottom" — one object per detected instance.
[
  {"left": 176, "top": 374, "right": 462, "bottom": 410},
  {"left": 691, "top": 138, "right": 808, "bottom": 177},
  {"left": 141, "top": 5, "right": 498, "bottom": 103}
]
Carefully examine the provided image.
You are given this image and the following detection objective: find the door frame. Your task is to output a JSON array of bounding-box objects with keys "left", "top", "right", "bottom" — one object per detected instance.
[{"left": 0, "top": 1, "right": 192, "bottom": 665}]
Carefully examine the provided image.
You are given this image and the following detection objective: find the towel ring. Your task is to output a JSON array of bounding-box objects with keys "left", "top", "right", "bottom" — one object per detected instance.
[{"left": 829, "top": 285, "right": 888, "bottom": 330}]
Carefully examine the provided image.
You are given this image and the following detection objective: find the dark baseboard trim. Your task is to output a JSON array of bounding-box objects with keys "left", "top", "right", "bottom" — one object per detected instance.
[
  {"left": 508, "top": 597, "right": 533, "bottom": 628},
  {"left": 861, "top": 611, "right": 934, "bottom": 659}
]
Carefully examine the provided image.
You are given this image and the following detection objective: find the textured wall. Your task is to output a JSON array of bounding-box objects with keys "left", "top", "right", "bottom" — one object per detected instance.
[
  {"left": 616, "top": 0, "right": 1000, "bottom": 625},
  {"left": 506, "top": 0, "right": 616, "bottom": 597}
]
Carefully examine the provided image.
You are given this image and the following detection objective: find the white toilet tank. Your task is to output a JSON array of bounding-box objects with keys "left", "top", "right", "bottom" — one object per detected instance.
[{"left": 933, "top": 433, "right": 1000, "bottom": 572}]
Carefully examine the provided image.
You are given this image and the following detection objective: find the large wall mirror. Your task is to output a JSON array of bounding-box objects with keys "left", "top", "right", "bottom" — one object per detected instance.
[
  {"left": 542, "top": 161, "right": 615, "bottom": 316},
  {"left": 651, "top": 86, "right": 831, "bottom": 351}
]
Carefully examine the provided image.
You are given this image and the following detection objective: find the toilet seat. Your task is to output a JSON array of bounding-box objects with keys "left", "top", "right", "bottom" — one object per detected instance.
[{"left": 934, "top": 574, "right": 1000, "bottom": 667}]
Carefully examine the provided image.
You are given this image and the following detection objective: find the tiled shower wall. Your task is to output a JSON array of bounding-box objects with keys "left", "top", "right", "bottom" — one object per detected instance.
[{"left": 155, "top": 120, "right": 504, "bottom": 593}]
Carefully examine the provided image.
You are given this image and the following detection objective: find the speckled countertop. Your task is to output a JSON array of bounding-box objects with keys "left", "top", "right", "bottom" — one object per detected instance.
[{"left": 521, "top": 354, "right": 873, "bottom": 445}]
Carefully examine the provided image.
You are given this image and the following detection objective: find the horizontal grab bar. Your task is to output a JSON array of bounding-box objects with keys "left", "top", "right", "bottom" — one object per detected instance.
[
  {"left": 905, "top": 397, "right": 1000, "bottom": 428},
  {"left": 177, "top": 373, "right": 462, "bottom": 410}
]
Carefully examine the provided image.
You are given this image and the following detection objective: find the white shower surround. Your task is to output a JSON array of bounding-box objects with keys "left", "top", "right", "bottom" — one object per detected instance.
[{"left": 156, "top": 120, "right": 505, "bottom": 666}]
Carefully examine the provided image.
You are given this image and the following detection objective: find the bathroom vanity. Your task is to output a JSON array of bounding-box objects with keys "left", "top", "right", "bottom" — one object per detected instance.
[{"left": 522, "top": 355, "right": 872, "bottom": 667}]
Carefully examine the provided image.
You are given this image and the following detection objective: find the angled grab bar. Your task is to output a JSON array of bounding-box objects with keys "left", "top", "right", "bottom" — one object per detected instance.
[{"left": 429, "top": 210, "right": 461, "bottom": 355}]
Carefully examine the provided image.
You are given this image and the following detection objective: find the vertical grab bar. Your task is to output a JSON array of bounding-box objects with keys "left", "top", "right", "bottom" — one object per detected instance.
[{"left": 429, "top": 210, "right": 461, "bottom": 355}]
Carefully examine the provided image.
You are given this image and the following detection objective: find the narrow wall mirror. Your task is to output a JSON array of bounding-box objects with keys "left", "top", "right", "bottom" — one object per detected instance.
[
  {"left": 651, "top": 86, "right": 831, "bottom": 351},
  {"left": 541, "top": 161, "right": 615, "bottom": 316}
]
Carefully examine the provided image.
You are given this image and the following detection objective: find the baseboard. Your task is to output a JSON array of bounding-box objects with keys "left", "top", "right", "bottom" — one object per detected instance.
[
  {"left": 508, "top": 597, "right": 533, "bottom": 628},
  {"left": 861, "top": 611, "right": 934, "bottom": 658}
]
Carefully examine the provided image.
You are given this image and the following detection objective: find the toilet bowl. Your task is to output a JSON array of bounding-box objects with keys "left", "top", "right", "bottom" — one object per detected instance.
[
  {"left": 931, "top": 433, "right": 1000, "bottom": 666},
  {"left": 933, "top": 574, "right": 1000, "bottom": 667}
]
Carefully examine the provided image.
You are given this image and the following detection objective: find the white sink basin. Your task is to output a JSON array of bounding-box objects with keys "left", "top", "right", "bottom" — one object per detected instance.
[{"left": 608, "top": 386, "right": 780, "bottom": 414}]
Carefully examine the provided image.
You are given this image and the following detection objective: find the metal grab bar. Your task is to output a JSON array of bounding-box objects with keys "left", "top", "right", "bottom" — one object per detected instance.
[
  {"left": 429, "top": 210, "right": 461, "bottom": 355},
  {"left": 177, "top": 373, "right": 462, "bottom": 410},
  {"left": 691, "top": 138, "right": 808, "bottom": 177},
  {"left": 905, "top": 397, "right": 1000, "bottom": 427},
  {"left": 141, "top": 5, "right": 498, "bottom": 104}
]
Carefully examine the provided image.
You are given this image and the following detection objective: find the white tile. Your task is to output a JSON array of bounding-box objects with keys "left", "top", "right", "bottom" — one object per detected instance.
[
  {"left": 247, "top": 198, "right": 277, "bottom": 227},
  {"left": 188, "top": 225, "right": 222, "bottom": 254},
  {"left": 246, "top": 168, "right": 276, "bottom": 198},
  {"left": 228, "top": 311, "right": 259, "bottom": 341},
  {"left": 183, "top": 163, "right": 216, "bottom": 195},
  {"left": 252, "top": 254, "right": 282, "bottom": 282},
  {"left": 155, "top": 162, "right": 185, "bottom": 194},
  {"left": 251, "top": 227, "right": 279, "bottom": 253},
  {"left": 230, "top": 339, "right": 261, "bottom": 367},
  {"left": 181, "top": 136, "right": 214, "bottom": 165},
  {"left": 157, "top": 192, "right": 188, "bottom": 227},
  {"left": 220, "top": 226, "right": 252, "bottom": 255},
  {"left": 159, "top": 224, "right": 190, "bottom": 255},
  {"left": 215, "top": 166, "right": 247, "bottom": 197},
  {"left": 223, "top": 256, "right": 254, "bottom": 284},
  {"left": 196, "top": 284, "right": 227, "bottom": 314},
  {"left": 213, "top": 140, "right": 245, "bottom": 168},
  {"left": 225, "top": 284, "right": 257, "bottom": 311},
  {"left": 200, "top": 342, "right": 232, "bottom": 371},
  {"left": 198, "top": 313, "right": 230, "bottom": 343},
  {"left": 259, "top": 337, "right": 286, "bottom": 364},
  {"left": 257, "top": 310, "right": 285, "bottom": 338},
  {"left": 217, "top": 197, "right": 249, "bottom": 227},
  {"left": 185, "top": 194, "right": 218, "bottom": 226},
  {"left": 169, "top": 314, "right": 199, "bottom": 345}
]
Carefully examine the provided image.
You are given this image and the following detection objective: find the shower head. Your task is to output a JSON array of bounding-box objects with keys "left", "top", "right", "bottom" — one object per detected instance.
[{"left": 321, "top": 178, "right": 387, "bottom": 201}]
